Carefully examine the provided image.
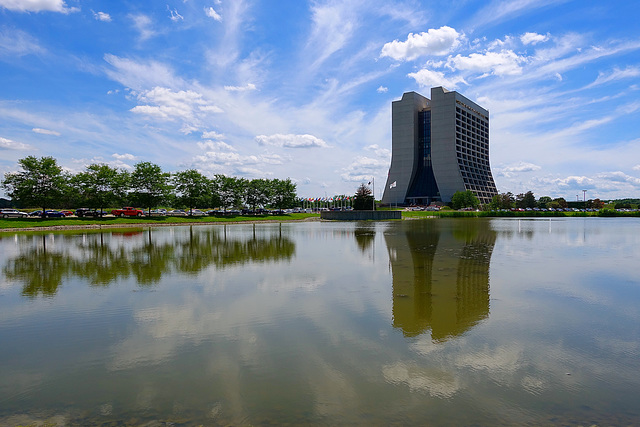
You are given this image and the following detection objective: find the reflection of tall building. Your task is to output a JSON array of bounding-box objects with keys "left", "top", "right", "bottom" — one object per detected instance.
[{"left": 384, "top": 220, "right": 496, "bottom": 341}]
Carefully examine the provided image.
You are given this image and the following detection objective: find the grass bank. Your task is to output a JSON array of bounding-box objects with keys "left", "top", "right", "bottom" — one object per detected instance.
[
  {"left": 0, "top": 213, "right": 319, "bottom": 231},
  {"left": 401, "top": 209, "right": 640, "bottom": 218}
]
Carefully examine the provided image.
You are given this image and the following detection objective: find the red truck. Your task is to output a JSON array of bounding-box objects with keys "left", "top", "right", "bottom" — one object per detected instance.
[{"left": 111, "top": 207, "right": 144, "bottom": 217}]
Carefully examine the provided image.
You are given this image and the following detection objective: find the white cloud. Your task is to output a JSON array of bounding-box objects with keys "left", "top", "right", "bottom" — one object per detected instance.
[
  {"left": 488, "top": 35, "right": 515, "bottom": 51},
  {"left": 130, "top": 14, "right": 155, "bottom": 41},
  {"left": 93, "top": 10, "right": 111, "bottom": 22},
  {"left": 365, "top": 144, "right": 391, "bottom": 158},
  {"left": 0, "top": 29, "right": 44, "bottom": 57},
  {"left": 305, "top": 2, "right": 356, "bottom": 70},
  {"left": 32, "top": 128, "right": 60, "bottom": 136},
  {"left": 235, "top": 166, "right": 274, "bottom": 177},
  {"left": 205, "top": 6, "right": 222, "bottom": 21},
  {"left": 471, "top": 0, "right": 558, "bottom": 29},
  {"left": 596, "top": 171, "right": 640, "bottom": 186},
  {"left": 168, "top": 7, "right": 183, "bottom": 22},
  {"left": 130, "top": 87, "right": 223, "bottom": 128},
  {"left": 551, "top": 175, "right": 596, "bottom": 190},
  {"left": 503, "top": 162, "right": 541, "bottom": 172},
  {"left": 202, "top": 130, "right": 225, "bottom": 140},
  {"left": 0, "top": 0, "right": 78, "bottom": 13},
  {"left": 0, "top": 136, "right": 30, "bottom": 150},
  {"left": 255, "top": 134, "right": 329, "bottom": 149},
  {"left": 447, "top": 50, "right": 525, "bottom": 76},
  {"left": 224, "top": 83, "right": 257, "bottom": 92},
  {"left": 197, "top": 140, "right": 236, "bottom": 152},
  {"left": 104, "top": 54, "right": 181, "bottom": 90},
  {"left": 520, "top": 32, "right": 549, "bottom": 45},
  {"left": 633, "top": 165, "right": 640, "bottom": 171},
  {"left": 376, "top": 86, "right": 388, "bottom": 93},
  {"left": 193, "top": 151, "right": 284, "bottom": 168},
  {"left": 340, "top": 156, "right": 389, "bottom": 182},
  {"left": 381, "top": 26, "right": 462, "bottom": 61},
  {"left": 588, "top": 66, "right": 640, "bottom": 88},
  {"left": 112, "top": 153, "right": 136, "bottom": 161},
  {"left": 407, "top": 69, "right": 467, "bottom": 89},
  {"left": 198, "top": 105, "right": 224, "bottom": 113}
]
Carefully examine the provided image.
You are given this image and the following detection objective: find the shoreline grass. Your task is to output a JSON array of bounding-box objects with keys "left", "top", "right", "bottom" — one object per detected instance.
[
  {"left": 2, "top": 209, "right": 639, "bottom": 232},
  {"left": 0, "top": 213, "right": 320, "bottom": 231}
]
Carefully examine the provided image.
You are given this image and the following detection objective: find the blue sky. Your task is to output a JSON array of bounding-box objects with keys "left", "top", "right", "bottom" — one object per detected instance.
[{"left": 1, "top": 0, "right": 639, "bottom": 201}]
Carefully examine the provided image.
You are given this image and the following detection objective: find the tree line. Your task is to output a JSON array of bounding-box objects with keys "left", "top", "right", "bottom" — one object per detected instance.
[
  {"left": 1, "top": 156, "right": 298, "bottom": 214},
  {"left": 449, "top": 189, "right": 606, "bottom": 211}
]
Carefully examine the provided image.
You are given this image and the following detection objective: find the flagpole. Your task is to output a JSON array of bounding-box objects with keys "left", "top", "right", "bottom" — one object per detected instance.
[{"left": 372, "top": 177, "right": 375, "bottom": 210}]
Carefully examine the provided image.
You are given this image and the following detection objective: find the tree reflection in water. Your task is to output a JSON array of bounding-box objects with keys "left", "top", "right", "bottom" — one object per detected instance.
[
  {"left": 354, "top": 225, "right": 376, "bottom": 253},
  {"left": 2, "top": 226, "right": 295, "bottom": 298},
  {"left": 383, "top": 219, "right": 496, "bottom": 341}
]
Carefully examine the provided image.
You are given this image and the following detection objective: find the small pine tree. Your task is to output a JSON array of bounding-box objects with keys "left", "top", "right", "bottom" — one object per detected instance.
[{"left": 353, "top": 183, "right": 374, "bottom": 210}]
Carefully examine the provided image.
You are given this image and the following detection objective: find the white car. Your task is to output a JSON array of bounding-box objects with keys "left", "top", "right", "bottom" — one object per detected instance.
[
  {"left": 166, "top": 209, "right": 187, "bottom": 216},
  {"left": 1, "top": 208, "right": 29, "bottom": 218}
]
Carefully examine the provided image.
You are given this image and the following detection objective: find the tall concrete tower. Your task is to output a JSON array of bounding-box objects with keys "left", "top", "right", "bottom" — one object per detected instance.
[{"left": 382, "top": 87, "right": 498, "bottom": 205}]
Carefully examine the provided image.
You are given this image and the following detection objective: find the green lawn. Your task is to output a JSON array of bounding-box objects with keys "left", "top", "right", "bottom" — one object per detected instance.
[{"left": 0, "top": 213, "right": 319, "bottom": 230}]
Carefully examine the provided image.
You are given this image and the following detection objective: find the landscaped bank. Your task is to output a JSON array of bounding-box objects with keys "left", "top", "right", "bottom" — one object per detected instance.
[
  {"left": 2, "top": 209, "right": 639, "bottom": 232},
  {"left": 0, "top": 212, "right": 319, "bottom": 231}
]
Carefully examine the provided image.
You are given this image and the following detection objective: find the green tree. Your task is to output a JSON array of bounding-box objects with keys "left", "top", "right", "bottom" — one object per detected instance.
[
  {"left": 269, "top": 178, "right": 297, "bottom": 209},
  {"left": 213, "top": 175, "right": 246, "bottom": 210},
  {"left": 589, "top": 198, "right": 604, "bottom": 209},
  {"left": 515, "top": 191, "right": 536, "bottom": 209},
  {"left": 451, "top": 190, "right": 479, "bottom": 210},
  {"left": 353, "top": 183, "right": 374, "bottom": 210},
  {"left": 129, "top": 162, "right": 172, "bottom": 214},
  {"left": 75, "top": 164, "right": 129, "bottom": 215},
  {"left": 172, "top": 169, "right": 212, "bottom": 214},
  {"left": 537, "top": 196, "right": 552, "bottom": 209},
  {"left": 1, "top": 156, "right": 67, "bottom": 213},
  {"left": 246, "top": 178, "right": 271, "bottom": 210},
  {"left": 552, "top": 197, "right": 568, "bottom": 209},
  {"left": 489, "top": 192, "right": 515, "bottom": 210}
]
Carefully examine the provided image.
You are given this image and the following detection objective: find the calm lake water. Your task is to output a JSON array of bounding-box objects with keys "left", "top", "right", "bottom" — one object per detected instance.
[{"left": 1, "top": 218, "right": 639, "bottom": 426}]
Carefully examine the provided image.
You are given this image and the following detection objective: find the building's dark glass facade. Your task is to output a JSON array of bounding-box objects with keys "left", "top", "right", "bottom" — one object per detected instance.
[{"left": 406, "top": 110, "right": 440, "bottom": 205}]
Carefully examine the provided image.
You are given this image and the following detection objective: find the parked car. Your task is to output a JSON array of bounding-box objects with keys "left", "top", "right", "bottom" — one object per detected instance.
[
  {"left": 188, "top": 209, "right": 206, "bottom": 216},
  {"left": 28, "top": 210, "right": 43, "bottom": 217},
  {"left": 75, "top": 208, "right": 106, "bottom": 217},
  {"left": 149, "top": 209, "right": 167, "bottom": 216},
  {"left": 0, "top": 208, "right": 29, "bottom": 218},
  {"left": 166, "top": 209, "right": 187, "bottom": 216},
  {"left": 60, "top": 210, "right": 74, "bottom": 216},
  {"left": 111, "top": 207, "right": 144, "bottom": 217},
  {"left": 43, "top": 210, "right": 66, "bottom": 218}
]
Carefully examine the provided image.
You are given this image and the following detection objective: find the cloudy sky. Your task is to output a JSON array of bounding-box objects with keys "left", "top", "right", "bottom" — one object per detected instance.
[{"left": 1, "top": 0, "right": 639, "bottom": 200}]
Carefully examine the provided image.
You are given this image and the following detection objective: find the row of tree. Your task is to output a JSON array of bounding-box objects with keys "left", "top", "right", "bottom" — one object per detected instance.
[
  {"left": 1, "top": 156, "right": 298, "bottom": 214},
  {"left": 449, "top": 190, "right": 606, "bottom": 211},
  {"left": 488, "top": 191, "right": 605, "bottom": 210}
]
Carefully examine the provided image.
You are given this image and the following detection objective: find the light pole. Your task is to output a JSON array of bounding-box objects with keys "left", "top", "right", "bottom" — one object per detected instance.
[{"left": 582, "top": 189, "right": 587, "bottom": 205}]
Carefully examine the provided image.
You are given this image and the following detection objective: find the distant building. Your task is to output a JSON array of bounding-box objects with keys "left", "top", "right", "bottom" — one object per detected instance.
[{"left": 381, "top": 87, "right": 498, "bottom": 206}]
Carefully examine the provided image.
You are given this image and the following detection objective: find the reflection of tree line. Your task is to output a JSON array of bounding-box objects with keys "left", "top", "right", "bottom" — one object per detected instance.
[
  {"left": 382, "top": 220, "right": 496, "bottom": 341},
  {"left": 3, "top": 226, "right": 295, "bottom": 298}
]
